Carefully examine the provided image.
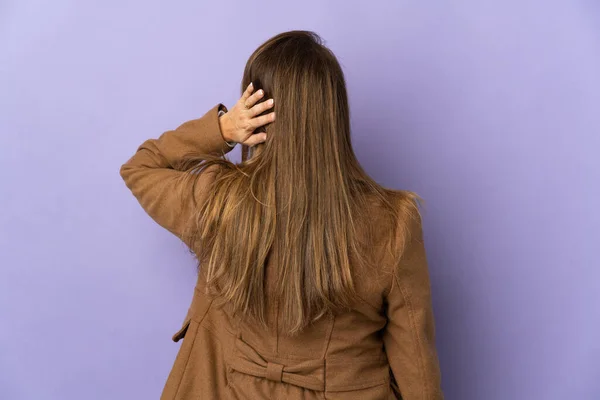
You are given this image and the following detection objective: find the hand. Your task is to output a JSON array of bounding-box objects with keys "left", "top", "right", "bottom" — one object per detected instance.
[{"left": 219, "top": 82, "right": 275, "bottom": 147}]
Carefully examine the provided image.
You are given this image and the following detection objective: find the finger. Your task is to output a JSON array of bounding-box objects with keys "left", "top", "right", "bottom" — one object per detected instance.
[
  {"left": 245, "top": 89, "right": 265, "bottom": 109},
  {"left": 249, "top": 98, "right": 274, "bottom": 117},
  {"left": 241, "top": 82, "right": 254, "bottom": 102},
  {"left": 250, "top": 112, "right": 275, "bottom": 129},
  {"left": 243, "top": 133, "right": 267, "bottom": 147}
]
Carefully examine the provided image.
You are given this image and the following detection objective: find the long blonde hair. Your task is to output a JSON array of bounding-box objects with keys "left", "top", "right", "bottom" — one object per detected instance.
[{"left": 181, "top": 31, "right": 419, "bottom": 334}]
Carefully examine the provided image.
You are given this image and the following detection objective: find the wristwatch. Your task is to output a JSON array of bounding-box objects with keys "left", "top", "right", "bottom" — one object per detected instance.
[{"left": 218, "top": 109, "right": 237, "bottom": 148}]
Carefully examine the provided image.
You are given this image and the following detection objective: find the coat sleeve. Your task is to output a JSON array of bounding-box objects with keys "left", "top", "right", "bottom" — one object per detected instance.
[
  {"left": 383, "top": 214, "right": 444, "bottom": 399},
  {"left": 119, "top": 103, "right": 235, "bottom": 243}
]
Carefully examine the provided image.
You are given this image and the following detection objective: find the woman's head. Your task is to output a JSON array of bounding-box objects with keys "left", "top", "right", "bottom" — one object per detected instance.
[
  {"left": 183, "top": 31, "right": 418, "bottom": 335},
  {"left": 238, "top": 31, "right": 350, "bottom": 163}
]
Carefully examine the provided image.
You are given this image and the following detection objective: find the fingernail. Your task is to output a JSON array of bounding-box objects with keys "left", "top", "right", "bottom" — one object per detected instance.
[
  {"left": 248, "top": 82, "right": 253, "bottom": 88},
  {"left": 268, "top": 98, "right": 274, "bottom": 105},
  {"left": 258, "top": 89, "right": 264, "bottom": 95}
]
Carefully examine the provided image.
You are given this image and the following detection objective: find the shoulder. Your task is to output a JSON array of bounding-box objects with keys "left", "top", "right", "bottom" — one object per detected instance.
[
  {"left": 388, "top": 190, "right": 423, "bottom": 253},
  {"left": 379, "top": 190, "right": 424, "bottom": 277}
]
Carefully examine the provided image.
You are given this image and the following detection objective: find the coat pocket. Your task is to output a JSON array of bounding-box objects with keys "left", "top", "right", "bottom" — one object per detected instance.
[
  {"left": 160, "top": 318, "right": 200, "bottom": 400},
  {"left": 172, "top": 318, "right": 191, "bottom": 342}
]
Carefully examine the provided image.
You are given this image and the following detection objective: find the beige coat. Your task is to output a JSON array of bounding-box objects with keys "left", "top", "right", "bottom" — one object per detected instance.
[{"left": 120, "top": 104, "right": 443, "bottom": 399}]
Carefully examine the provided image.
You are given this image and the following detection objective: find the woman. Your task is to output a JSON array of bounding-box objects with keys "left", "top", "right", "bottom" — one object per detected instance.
[{"left": 120, "top": 30, "right": 443, "bottom": 400}]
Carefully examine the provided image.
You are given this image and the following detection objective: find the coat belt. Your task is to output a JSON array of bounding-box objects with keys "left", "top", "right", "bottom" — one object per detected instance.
[
  {"left": 228, "top": 337, "right": 326, "bottom": 391},
  {"left": 181, "top": 286, "right": 391, "bottom": 392}
]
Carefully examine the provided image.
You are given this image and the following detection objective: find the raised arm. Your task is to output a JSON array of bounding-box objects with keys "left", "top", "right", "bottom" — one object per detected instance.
[
  {"left": 383, "top": 213, "right": 444, "bottom": 399},
  {"left": 120, "top": 83, "right": 275, "bottom": 245},
  {"left": 119, "top": 103, "right": 235, "bottom": 242}
]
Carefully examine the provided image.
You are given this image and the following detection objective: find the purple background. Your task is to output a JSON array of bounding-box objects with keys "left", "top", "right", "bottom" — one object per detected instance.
[{"left": 1, "top": 1, "right": 599, "bottom": 399}]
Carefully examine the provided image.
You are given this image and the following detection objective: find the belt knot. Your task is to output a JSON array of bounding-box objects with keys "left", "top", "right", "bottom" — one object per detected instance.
[
  {"left": 265, "top": 361, "right": 284, "bottom": 382},
  {"left": 228, "top": 337, "right": 325, "bottom": 391}
]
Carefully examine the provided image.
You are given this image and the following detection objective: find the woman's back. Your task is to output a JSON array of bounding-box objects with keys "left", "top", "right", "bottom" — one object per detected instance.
[
  {"left": 120, "top": 30, "right": 443, "bottom": 399},
  {"left": 156, "top": 189, "right": 440, "bottom": 400}
]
